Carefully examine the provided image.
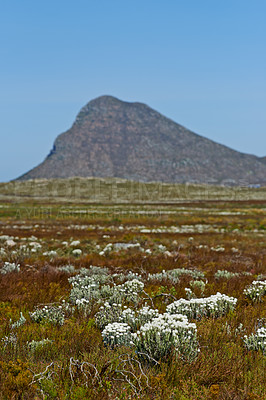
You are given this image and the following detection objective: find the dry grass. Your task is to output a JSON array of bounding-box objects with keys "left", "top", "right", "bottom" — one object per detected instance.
[{"left": 0, "top": 177, "right": 265, "bottom": 203}]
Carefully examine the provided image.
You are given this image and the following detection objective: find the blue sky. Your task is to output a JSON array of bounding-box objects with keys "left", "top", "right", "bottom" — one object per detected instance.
[{"left": 0, "top": 0, "right": 265, "bottom": 182}]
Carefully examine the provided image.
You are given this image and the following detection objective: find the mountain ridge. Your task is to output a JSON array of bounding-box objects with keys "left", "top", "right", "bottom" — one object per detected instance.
[{"left": 17, "top": 95, "right": 266, "bottom": 185}]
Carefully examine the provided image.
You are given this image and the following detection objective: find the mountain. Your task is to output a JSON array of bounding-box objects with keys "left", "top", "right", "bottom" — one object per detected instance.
[
  {"left": 259, "top": 156, "right": 266, "bottom": 165},
  {"left": 17, "top": 95, "right": 266, "bottom": 185}
]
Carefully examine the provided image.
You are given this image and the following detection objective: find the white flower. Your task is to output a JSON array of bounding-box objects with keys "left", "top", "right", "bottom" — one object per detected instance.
[
  {"left": 70, "top": 240, "right": 80, "bottom": 246},
  {"left": 72, "top": 249, "right": 82, "bottom": 256}
]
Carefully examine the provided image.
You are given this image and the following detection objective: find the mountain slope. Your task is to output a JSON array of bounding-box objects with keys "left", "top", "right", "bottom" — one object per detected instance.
[{"left": 17, "top": 95, "right": 266, "bottom": 185}]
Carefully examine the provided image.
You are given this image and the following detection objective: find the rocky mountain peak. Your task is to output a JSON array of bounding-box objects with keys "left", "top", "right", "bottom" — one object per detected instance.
[{"left": 17, "top": 96, "right": 266, "bottom": 185}]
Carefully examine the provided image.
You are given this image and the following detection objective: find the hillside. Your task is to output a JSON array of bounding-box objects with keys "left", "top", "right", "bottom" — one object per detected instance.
[{"left": 17, "top": 96, "right": 266, "bottom": 185}]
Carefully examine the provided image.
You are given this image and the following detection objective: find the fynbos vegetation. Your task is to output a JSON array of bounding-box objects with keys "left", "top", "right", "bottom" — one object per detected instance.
[{"left": 0, "top": 198, "right": 265, "bottom": 399}]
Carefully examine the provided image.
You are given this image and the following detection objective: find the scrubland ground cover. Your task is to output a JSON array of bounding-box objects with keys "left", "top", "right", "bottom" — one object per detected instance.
[{"left": 0, "top": 199, "right": 265, "bottom": 399}]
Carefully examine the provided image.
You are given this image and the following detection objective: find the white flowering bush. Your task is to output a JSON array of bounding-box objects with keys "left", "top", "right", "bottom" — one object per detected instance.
[
  {"left": 74, "top": 297, "right": 92, "bottom": 315},
  {"left": 134, "top": 313, "right": 199, "bottom": 362},
  {"left": 69, "top": 270, "right": 144, "bottom": 317},
  {"left": 72, "top": 249, "right": 82, "bottom": 256},
  {"left": 86, "top": 265, "right": 110, "bottom": 276},
  {"left": 244, "top": 326, "right": 266, "bottom": 354},
  {"left": 147, "top": 270, "right": 170, "bottom": 283},
  {"left": 0, "top": 235, "right": 11, "bottom": 241},
  {"left": 10, "top": 312, "right": 26, "bottom": 329},
  {"left": 102, "top": 322, "right": 133, "bottom": 348},
  {"left": 95, "top": 302, "right": 122, "bottom": 330},
  {"left": 99, "top": 243, "right": 113, "bottom": 256},
  {"left": 5, "top": 239, "right": 16, "bottom": 247},
  {"left": 99, "top": 284, "right": 117, "bottom": 300},
  {"left": 148, "top": 268, "right": 204, "bottom": 284},
  {"left": 101, "top": 312, "right": 199, "bottom": 362},
  {"left": 166, "top": 293, "right": 237, "bottom": 320},
  {"left": 96, "top": 303, "right": 160, "bottom": 332},
  {"left": 29, "top": 241, "right": 42, "bottom": 251},
  {"left": 109, "top": 279, "right": 144, "bottom": 305},
  {"left": 43, "top": 250, "right": 57, "bottom": 257},
  {"left": 118, "top": 307, "right": 136, "bottom": 328},
  {"left": 215, "top": 270, "right": 251, "bottom": 279},
  {"left": 68, "top": 275, "right": 101, "bottom": 306},
  {"left": 168, "top": 268, "right": 204, "bottom": 280},
  {"left": 79, "top": 266, "right": 111, "bottom": 284},
  {"left": 28, "top": 338, "right": 53, "bottom": 353},
  {"left": 1, "top": 332, "right": 18, "bottom": 348},
  {"left": 135, "top": 306, "right": 160, "bottom": 327},
  {"left": 211, "top": 246, "right": 225, "bottom": 252},
  {"left": 244, "top": 281, "right": 266, "bottom": 302},
  {"left": 58, "top": 264, "right": 76, "bottom": 274},
  {"left": 0, "top": 262, "right": 20, "bottom": 274},
  {"left": 119, "top": 306, "right": 160, "bottom": 330},
  {"left": 70, "top": 240, "right": 80, "bottom": 247},
  {"left": 126, "top": 271, "right": 143, "bottom": 281},
  {"left": 117, "top": 279, "right": 144, "bottom": 304},
  {"left": 112, "top": 272, "right": 127, "bottom": 283},
  {"left": 29, "top": 305, "right": 65, "bottom": 326},
  {"left": 0, "top": 248, "right": 6, "bottom": 256}
]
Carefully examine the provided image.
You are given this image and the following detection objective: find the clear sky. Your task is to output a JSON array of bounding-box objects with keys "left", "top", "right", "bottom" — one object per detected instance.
[{"left": 0, "top": 0, "right": 265, "bottom": 182}]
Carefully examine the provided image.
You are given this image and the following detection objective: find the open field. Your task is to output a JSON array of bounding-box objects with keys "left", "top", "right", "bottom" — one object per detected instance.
[
  {"left": 0, "top": 195, "right": 265, "bottom": 399},
  {"left": 0, "top": 178, "right": 266, "bottom": 203}
]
